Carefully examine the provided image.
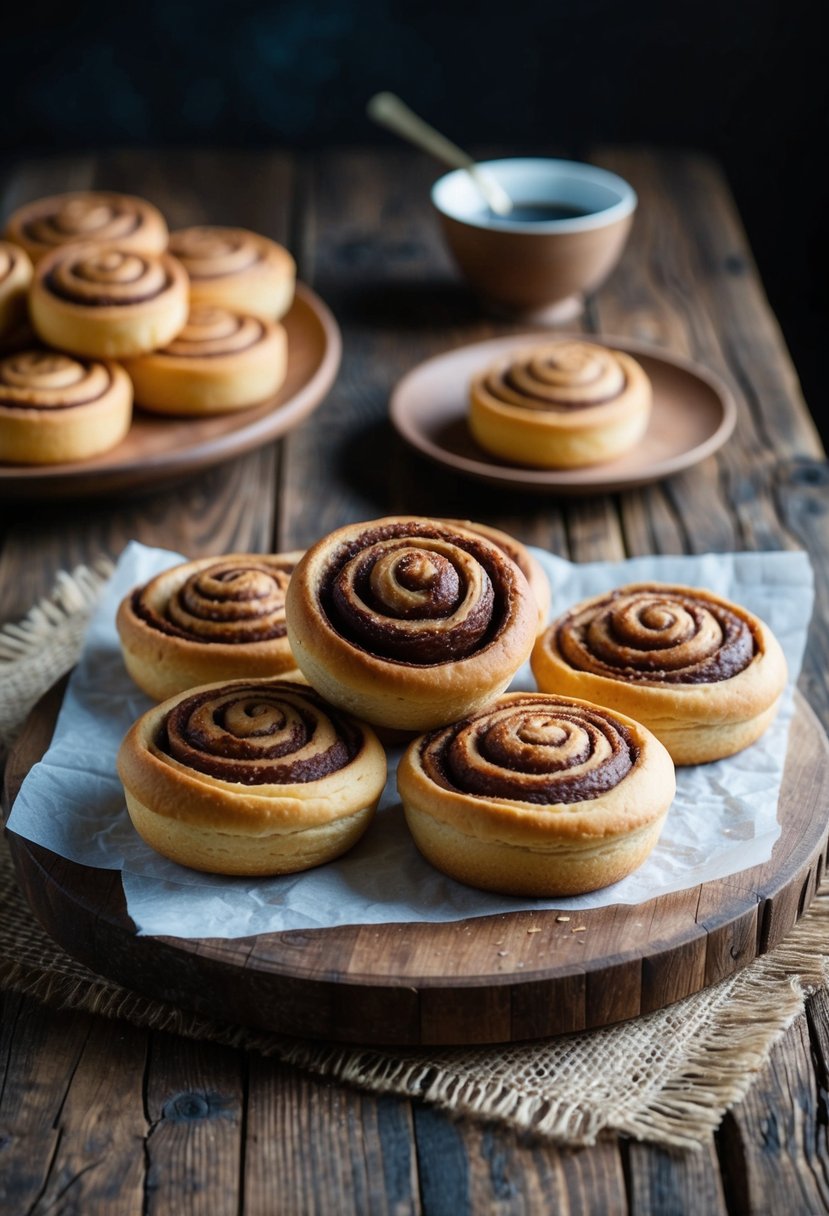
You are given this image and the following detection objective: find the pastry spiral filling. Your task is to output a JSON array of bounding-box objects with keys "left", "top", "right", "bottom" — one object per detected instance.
[
  {"left": 0, "top": 350, "right": 113, "bottom": 410},
  {"left": 169, "top": 227, "right": 266, "bottom": 279},
  {"left": 481, "top": 341, "right": 628, "bottom": 412},
  {"left": 45, "top": 247, "right": 171, "bottom": 307},
  {"left": 557, "top": 586, "right": 757, "bottom": 685},
  {"left": 160, "top": 681, "right": 362, "bottom": 785},
  {"left": 21, "top": 195, "right": 148, "bottom": 248},
  {"left": 22, "top": 196, "right": 146, "bottom": 247},
  {"left": 133, "top": 557, "right": 297, "bottom": 644},
  {"left": 320, "top": 522, "right": 514, "bottom": 665},
  {"left": 420, "top": 695, "right": 636, "bottom": 804},
  {"left": 161, "top": 307, "right": 266, "bottom": 358}
]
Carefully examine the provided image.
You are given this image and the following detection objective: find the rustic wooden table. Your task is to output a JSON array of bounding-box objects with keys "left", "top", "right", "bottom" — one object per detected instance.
[{"left": 1, "top": 146, "right": 828, "bottom": 1214}]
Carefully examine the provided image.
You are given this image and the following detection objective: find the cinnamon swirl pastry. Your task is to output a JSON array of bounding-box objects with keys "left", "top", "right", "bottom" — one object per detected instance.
[
  {"left": 169, "top": 226, "right": 296, "bottom": 321},
  {"left": 398, "top": 691, "right": 675, "bottom": 896},
  {"left": 121, "top": 306, "right": 287, "bottom": 415},
  {"left": 117, "top": 676, "right": 387, "bottom": 875},
  {"left": 117, "top": 552, "right": 304, "bottom": 701},
  {"left": 285, "top": 516, "right": 538, "bottom": 732},
  {"left": 4, "top": 191, "right": 168, "bottom": 264},
  {"left": 0, "top": 349, "right": 132, "bottom": 464},
  {"left": 0, "top": 241, "right": 33, "bottom": 340},
  {"left": 531, "top": 583, "right": 788, "bottom": 764},
  {"left": 29, "top": 244, "right": 189, "bottom": 358},
  {"left": 469, "top": 339, "right": 651, "bottom": 468},
  {"left": 440, "top": 518, "right": 551, "bottom": 634}
]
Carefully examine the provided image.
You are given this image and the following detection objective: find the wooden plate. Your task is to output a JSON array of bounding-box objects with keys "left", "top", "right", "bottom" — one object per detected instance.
[
  {"left": 3, "top": 685, "right": 828, "bottom": 1047},
  {"left": 389, "top": 334, "right": 737, "bottom": 494},
  {"left": 0, "top": 283, "right": 341, "bottom": 500}
]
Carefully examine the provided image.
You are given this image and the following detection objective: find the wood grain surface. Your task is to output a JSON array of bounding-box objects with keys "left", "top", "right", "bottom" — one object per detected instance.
[{"left": 2, "top": 145, "right": 828, "bottom": 1214}]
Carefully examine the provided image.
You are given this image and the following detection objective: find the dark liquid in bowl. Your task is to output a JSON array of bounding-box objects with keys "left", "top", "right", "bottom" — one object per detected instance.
[{"left": 500, "top": 201, "right": 593, "bottom": 222}]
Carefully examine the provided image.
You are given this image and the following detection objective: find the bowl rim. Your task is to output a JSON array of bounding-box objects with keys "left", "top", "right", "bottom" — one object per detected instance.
[{"left": 431, "top": 157, "right": 638, "bottom": 234}]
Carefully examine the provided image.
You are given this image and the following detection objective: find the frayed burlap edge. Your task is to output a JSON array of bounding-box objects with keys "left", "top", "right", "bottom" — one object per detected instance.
[
  {"left": 279, "top": 901, "right": 829, "bottom": 1150},
  {"left": 0, "top": 557, "right": 114, "bottom": 759},
  {"left": 1, "top": 868, "right": 827, "bottom": 1151}
]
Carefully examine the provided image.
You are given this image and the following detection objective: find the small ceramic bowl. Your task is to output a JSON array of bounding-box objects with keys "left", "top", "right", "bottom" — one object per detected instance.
[{"left": 432, "top": 158, "right": 637, "bottom": 322}]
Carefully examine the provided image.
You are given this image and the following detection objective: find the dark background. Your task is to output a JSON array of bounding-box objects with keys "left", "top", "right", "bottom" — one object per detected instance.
[{"left": 3, "top": 0, "right": 826, "bottom": 429}]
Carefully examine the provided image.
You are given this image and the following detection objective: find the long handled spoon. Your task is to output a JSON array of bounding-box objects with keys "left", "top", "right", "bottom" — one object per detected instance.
[{"left": 366, "top": 91, "right": 513, "bottom": 217}]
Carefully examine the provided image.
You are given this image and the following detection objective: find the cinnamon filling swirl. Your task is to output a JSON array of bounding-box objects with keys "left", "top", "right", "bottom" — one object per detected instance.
[
  {"left": 318, "top": 521, "right": 514, "bottom": 665},
  {"left": 159, "top": 681, "right": 361, "bottom": 785},
  {"left": 133, "top": 557, "right": 296, "bottom": 644},
  {"left": 483, "top": 341, "right": 629, "bottom": 412},
  {"left": 0, "top": 351, "right": 113, "bottom": 410},
  {"left": 557, "top": 587, "right": 757, "bottom": 685},
  {"left": 420, "top": 695, "right": 636, "bottom": 804},
  {"left": 161, "top": 307, "right": 266, "bottom": 358},
  {"left": 24, "top": 197, "right": 143, "bottom": 247},
  {"left": 169, "top": 227, "right": 266, "bottom": 279},
  {"left": 45, "top": 248, "right": 172, "bottom": 307}
]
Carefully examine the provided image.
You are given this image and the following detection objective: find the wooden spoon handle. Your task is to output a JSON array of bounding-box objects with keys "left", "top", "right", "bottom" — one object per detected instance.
[{"left": 366, "top": 92, "right": 513, "bottom": 216}]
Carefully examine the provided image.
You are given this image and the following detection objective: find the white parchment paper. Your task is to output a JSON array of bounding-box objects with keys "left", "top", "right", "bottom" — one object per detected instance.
[{"left": 6, "top": 541, "right": 814, "bottom": 938}]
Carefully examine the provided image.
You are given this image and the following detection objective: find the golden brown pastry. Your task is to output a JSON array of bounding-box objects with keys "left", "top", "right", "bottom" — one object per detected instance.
[
  {"left": 0, "top": 349, "right": 132, "bottom": 464},
  {"left": 4, "top": 191, "right": 168, "bottom": 264},
  {"left": 285, "top": 516, "right": 538, "bottom": 732},
  {"left": 440, "top": 518, "right": 551, "bottom": 633},
  {"left": 117, "top": 553, "right": 304, "bottom": 701},
  {"left": 531, "top": 583, "right": 788, "bottom": 764},
  {"left": 121, "top": 305, "right": 287, "bottom": 415},
  {"left": 398, "top": 691, "right": 675, "bottom": 896},
  {"left": 469, "top": 339, "right": 651, "bottom": 468},
  {"left": 117, "top": 676, "right": 387, "bottom": 876},
  {"left": 0, "top": 241, "right": 33, "bottom": 340},
  {"left": 29, "top": 243, "right": 189, "bottom": 359},
  {"left": 169, "top": 226, "right": 296, "bottom": 321}
]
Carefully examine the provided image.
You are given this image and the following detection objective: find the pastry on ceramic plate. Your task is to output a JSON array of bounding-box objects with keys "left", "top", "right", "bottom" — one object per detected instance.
[
  {"left": 469, "top": 338, "right": 652, "bottom": 468},
  {"left": 531, "top": 582, "right": 788, "bottom": 764},
  {"left": 117, "top": 676, "right": 387, "bottom": 876},
  {"left": 439, "top": 517, "right": 551, "bottom": 633},
  {"left": 398, "top": 691, "right": 675, "bottom": 896},
  {"left": 169, "top": 226, "right": 296, "bottom": 321},
  {"left": 29, "top": 243, "right": 189, "bottom": 359},
  {"left": 285, "top": 515, "right": 538, "bottom": 732},
  {"left": 121, "top": 305, "right": 287, "bottom": 415},
  {"left": 117, "top": 552, "right": 304, "bottom": 701},
  {"left": 4, "top": 191, "right": 168, "bottom": 264},
  {"left": 0, "top": 241, "right": 33, "bottom": 339},
  {"left": 0, "top": 349, "right": 132, "bottom": 464}
]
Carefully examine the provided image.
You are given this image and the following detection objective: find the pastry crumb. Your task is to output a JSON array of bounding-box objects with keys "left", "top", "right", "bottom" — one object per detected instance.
[{"left": 556, "top": 915, "right": 570, "bottom": 923}]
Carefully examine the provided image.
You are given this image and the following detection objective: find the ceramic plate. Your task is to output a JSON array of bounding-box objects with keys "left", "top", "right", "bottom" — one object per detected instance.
[
  {"left": 0, "top": 283, "right": 341, "bottom": 500},
  {"left": 390, "top": 333, "right": 737, "bottom": 495}
]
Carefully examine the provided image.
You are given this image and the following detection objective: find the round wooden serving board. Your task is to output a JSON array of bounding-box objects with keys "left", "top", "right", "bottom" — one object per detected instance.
[{"left": 4, "top": 683, "right": 829, "bottom": 1047}]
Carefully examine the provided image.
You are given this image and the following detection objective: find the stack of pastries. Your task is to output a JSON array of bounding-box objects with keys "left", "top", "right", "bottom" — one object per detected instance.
[
  {"left": 114, "top": 515, "right": 787, "bottom": 897},
  {"left": 0, "top": 191, "right": 295, "bottom": 465}
]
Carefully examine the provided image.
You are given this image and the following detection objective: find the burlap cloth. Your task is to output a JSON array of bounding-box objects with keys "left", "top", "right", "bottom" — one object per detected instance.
[{"left": 2, "top": 563, "right": 828, "bottom": 1151}]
